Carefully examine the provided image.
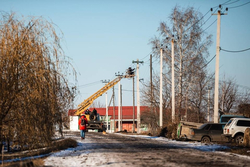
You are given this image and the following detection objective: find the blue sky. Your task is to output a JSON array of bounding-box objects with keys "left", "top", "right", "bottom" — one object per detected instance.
[{"left": 1, "top": 0, "right": 250, "bottom": 108}]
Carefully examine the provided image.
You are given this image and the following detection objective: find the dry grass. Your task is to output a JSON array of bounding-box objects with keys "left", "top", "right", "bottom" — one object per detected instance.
[{"left": 1, "top": 138, "right": 77, "bottom": 167}]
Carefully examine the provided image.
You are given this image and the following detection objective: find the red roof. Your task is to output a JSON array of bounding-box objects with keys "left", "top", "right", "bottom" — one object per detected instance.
[{"left": 68, "top": 106, "right": 149, "bottom": 119}]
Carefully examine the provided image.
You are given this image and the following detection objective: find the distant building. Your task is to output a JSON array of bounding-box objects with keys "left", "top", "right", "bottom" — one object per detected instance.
[{"left": 68, "top": 106, "right": 149, "bottom": 132}]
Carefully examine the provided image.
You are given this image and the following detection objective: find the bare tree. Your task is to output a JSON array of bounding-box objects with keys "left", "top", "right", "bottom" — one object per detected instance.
[
  {"left": 189, "top": 70, "right": 209, "bottom": 123},
  {"left": 141, "top": 71, "right": 172, "bottom": 134},
  {"left": 219, "top": 79, "right": 238, "bottom": 113},
  {"left": 90, "top": 100, "right": 105, "bottom": 108},
  {"left": 149, "top": 6, "right": 212, "bottom": 121}
]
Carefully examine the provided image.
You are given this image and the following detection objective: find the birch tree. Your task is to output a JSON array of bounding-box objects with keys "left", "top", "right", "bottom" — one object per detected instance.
[{"left": 150, "top": 6, "right": 212, "bottom": 121}]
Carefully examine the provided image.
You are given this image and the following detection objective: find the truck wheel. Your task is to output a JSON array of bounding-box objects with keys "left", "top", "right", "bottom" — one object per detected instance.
[
  {"left": 235, "top": 134, "right": 244, "bottom": 144},
  {"left": 201, "top": 136, "right": 211, "bottom": 144},
  {"left": 90, "top": 112, "right": 97, "bottom": 121}
]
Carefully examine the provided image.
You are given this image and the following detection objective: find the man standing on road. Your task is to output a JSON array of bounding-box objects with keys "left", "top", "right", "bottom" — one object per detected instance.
[{"left": 78, "top": 115, "right": 88, "bottom": 139}]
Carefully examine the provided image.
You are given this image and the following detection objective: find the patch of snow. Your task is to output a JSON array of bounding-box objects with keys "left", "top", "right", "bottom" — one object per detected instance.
[
  {"left": 217, "top": 151, "right": 250, "bottom": 160},
  {"left": 0, "top": 153, "right": 51, "bottom": 164},
  {"left": 116, "top": 133, "right": 229, "bottom": 152}
]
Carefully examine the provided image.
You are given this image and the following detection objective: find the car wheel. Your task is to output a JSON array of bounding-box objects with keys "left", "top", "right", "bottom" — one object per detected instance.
[
  {"left": 201, "top": 136, "right": 211, "bottom": 144},
  {"left": 235, "top": 134, "right": 244, "bottom": 144}
]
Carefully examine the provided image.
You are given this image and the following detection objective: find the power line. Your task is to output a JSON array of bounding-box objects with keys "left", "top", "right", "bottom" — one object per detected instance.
[
  {"left": 224, "top": 0, "right": 239, "bottom": 5},
  {"left": 220, "top": 47, "right": 250, "bottom": 53},
  {"left": 78, "top": 81, "right": 101, "bottom": 88},
  {"left": 229, "top": 1, "right": 250, "bottom": 9},
  {"left": 182, "top": 10, "right": 210, "bottom": 35},
  {"left": 201, "top": 54, "right": 216, "bottom": 69},
  {"left": 222, "top": 0, "right": 232, "bottom": 5},
  {"left": 201, "top": 5, "right": 220, "bottom": 26},
  {"left": 201, "top": 19, "right": 217, "bottom": 34},
  {"left": 141, "top": 51, "right": 153, "bottom": 61},
  {"left": 201, "top": 6, "right": 229, "bottom": 34}
]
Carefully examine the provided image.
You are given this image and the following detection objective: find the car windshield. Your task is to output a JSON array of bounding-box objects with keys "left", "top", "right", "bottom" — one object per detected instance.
[
  {"left": 198, "top": 124, "right": 208, "bottom": 129},
  {"left": 225, "top": 119, "right": 233, "bottom": 127}
]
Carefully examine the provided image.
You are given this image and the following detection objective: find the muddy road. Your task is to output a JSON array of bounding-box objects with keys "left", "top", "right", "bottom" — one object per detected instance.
[{"left": 44, "top": 131, "right": 250, "bottom": 167}]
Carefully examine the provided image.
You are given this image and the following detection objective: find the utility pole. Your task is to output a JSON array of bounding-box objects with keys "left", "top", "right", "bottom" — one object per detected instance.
[
  {"left": 115, "top": 72, "right": 123, "bottom": 131},
  {"left": 127, "top": 67, "right": 135, "bottom": 133},
  {"left": 101, "top": 80, "right": 110, "bottom": 131},
  {"left": 212, "top": 5, "right": 228, "bottom": 123},
  {"left": 113, "top": 86, "right": 116, "bottom": 132},
  {"left": 171, "top": 39, "right": 175, "bottom": 122},
  {"left": 150, "top": 54, "right": 154, "bottom": 131},
  {"left": 207, "top": 86, "right": 212, "bottom": 122},
  {"left": 160, "top": 48, "right": 163, "bottom": 128},
  {"left": 120, "top": 84, "right": 123, "bottom": 131},
  {"left": 132, "top": 76, "right": 135, "bottom": 133},
  {"left": 150, "top": 54, "right": 153, "bottom": 109},
  {"left": 132, "top": 59, "right": 143, "bottom": 134}
]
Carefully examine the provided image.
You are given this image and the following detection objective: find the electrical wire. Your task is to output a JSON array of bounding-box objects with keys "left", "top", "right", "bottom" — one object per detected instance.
[
  {"left": 220, "top": 47, "right": 250, "bottom": 53},
  {"left": 200, "top": 6, "right": 228, "bottom": 34},
  {"left": 141, "top": 51, "right": 153, "bottom": 61},
  {"left": 201, "top": 19, "right": 217, "bottom": 34},
  {"left": 201, "top": 54, "right": 216, "bottom": 69},
  {"left": 78, "top": 81, "right": 101, "bottom": 88},
  {"left": 228, "top": 1, "right": 250, "bottom": 9},
  {"left": 222, "top": 0, "right": 232, "bottom": 5},
  {"left": 224, "top": 0, "right": 239, "bottom": 5},
  {"left": 182, "top": 10, "right": 210, "bottom": 35}
]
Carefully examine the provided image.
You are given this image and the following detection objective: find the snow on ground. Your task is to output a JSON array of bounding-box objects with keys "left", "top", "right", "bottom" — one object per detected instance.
[
  {"left": 115, "top": 133, "right": 229, "bottom": 152},
  {"left": 1, "top": 132, "right": 249, "bottom": 165},
  {"left": 44, "top": 133, "right": 250, "bottom": 166}
]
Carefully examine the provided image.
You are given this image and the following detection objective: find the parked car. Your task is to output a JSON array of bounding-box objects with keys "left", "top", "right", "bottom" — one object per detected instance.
[
  {"left": 187, "top": 123, "right": 226, "bottom": 143},
  {"left": 223, "top": 118, "right": 250, "bottom": 144}
]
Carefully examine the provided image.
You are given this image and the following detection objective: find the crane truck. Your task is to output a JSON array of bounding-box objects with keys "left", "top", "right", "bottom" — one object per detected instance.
[{"left": 74, "top": 67, "right": 134, "bottom": 132}]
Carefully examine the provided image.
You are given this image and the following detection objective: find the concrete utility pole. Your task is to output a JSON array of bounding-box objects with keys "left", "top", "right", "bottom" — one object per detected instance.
[
  {"left": 171, "top": 39, "right": 175, "bottom": 122},
  {"left": 120, "top": 84, "right": 123, "bottom": 131},
  {"left": 150, "top": 54, "right": 153, "bottom": 109},
  {"left": 212, "top": 6, "right": 228, "bottom": 123},
  {"left": 149, "top": 54, "right": 155, "bottom": 131},
  {"left": 113, "top": 86, "right": 116, "bottom": 132},
  {"left": 132, "top": 59, "right": 143, "bottom": 134},
  {"left": 132, "top": 76, "right": 135, "bottom": 133},
  {"left": 101, "top": 80, "right": 110, "bottom": 131},
  {"left": 207, "top": 86, "right": 212, "bottom": 122},
  {"left": 115, "top": 72, "right": 123, "bottom": 131},
  {"left": 118, "top": 81, "right": 121, "bottom": 131},
  {"left": 160, "top": 48, "right": 163, "bottom": 128}
]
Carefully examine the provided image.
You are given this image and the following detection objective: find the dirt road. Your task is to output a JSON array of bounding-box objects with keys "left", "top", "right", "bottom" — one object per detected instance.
[{"left": 44, "top": 131, "right": 250, "bottom": 167}]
